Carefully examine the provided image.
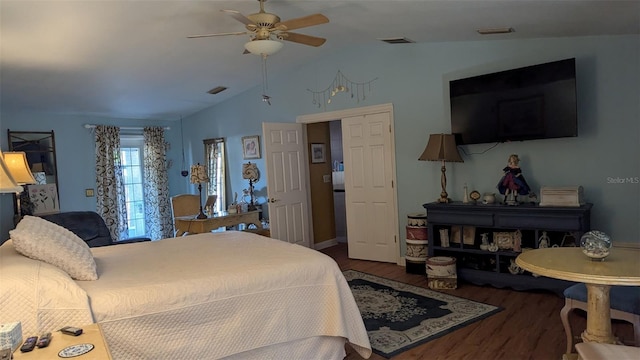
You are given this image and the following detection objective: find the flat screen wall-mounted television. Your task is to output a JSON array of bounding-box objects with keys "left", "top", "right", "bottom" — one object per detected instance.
[{"left": 450, "top": 58, "right": 578, "bottom": 145}]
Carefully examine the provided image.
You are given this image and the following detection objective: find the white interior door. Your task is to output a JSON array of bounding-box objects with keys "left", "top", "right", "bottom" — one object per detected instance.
[
  {"left": 262, "top": 122, "right": 311, "bottom": 247},
  {"left": 342, "top": 112, "right": 398, "bottom": 262}
]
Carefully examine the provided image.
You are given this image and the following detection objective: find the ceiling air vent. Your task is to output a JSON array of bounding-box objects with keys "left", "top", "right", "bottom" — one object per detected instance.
[
  {"left": 378, "top": 37, "right": 415, "bottom": 44},
  {"left": 207, "top": 86, "right": 227, "bottom": 95},
  {"left": 477, "top": 27, "right": 515, "bottom": 35}
]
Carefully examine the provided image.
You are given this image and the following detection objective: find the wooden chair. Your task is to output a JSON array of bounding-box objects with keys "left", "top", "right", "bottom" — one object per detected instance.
[
  {"left": 204, "top": 195, "right": 217, "bottom": 214},
  {"left": 170, "top": 194, "right": 201, "bottom": 236},
  {"left": 561, "top": 283, "right": 640, "bottom": 353}
]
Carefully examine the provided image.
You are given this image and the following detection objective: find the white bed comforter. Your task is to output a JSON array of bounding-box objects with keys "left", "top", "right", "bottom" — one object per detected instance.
[
  {"left": 1, "top": 232, "right": 371, "bottom": 359},
  {"left": 0, "top": 241, "right": 94, "bottom": 335}
]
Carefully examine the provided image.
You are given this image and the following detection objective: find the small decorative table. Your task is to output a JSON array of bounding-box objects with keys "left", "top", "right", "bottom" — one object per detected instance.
[
  {"left": 175, "top": 210, "right": 262, "bottom": 236},
  {"left": 516, "top": 247, "right": 640, "bottom": 358}
]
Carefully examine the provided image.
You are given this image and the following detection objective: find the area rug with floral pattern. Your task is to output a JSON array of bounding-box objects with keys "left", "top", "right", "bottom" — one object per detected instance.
[{"left": 344, "top": 270, "right": 502, "bottom": 358}]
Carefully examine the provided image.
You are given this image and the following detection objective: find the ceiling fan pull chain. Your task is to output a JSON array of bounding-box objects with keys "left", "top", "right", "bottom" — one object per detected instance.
[
  {"left": 261, "top": 54, "right": 269, "bottom": 94},
  {"left": 260, "top": 54, "right": 273, "bottom": 105}
]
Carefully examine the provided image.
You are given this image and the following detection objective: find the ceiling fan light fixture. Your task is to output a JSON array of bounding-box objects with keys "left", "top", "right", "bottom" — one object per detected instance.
[{"left": 244, "top": 39, "right": 283, "bottom": 56}]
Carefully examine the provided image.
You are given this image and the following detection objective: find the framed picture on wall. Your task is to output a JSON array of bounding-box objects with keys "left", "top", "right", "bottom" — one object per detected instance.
[
  {"left": 242, "top": 135, "right": 261, "bottom": 160},
  {"left": 311, "top": 143, "right": 326, "bottom": 163}
]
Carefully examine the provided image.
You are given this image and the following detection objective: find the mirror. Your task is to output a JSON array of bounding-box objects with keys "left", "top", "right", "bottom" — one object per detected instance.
[{"left": 7, "top": 130, "right": 60, "bottom": 215}]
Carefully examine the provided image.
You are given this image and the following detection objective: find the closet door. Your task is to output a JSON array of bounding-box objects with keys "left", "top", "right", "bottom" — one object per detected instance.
[{"left": 342, "top": 112, "right": 398, "bottom": 263}]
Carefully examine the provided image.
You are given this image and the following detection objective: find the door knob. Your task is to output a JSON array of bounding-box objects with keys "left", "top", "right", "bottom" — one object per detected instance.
[{"left": 269, "top": 198, "right": 278, "bottom": 203}]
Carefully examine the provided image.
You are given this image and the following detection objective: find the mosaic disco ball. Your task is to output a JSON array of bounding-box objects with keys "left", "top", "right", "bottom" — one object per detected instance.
[{"left": 580, "top": 230, "right": 612, "bottom": 261}]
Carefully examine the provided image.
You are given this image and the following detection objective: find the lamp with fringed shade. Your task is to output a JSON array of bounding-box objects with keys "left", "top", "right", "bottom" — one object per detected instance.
[
  {"left": 418, "top": 134, "right": 463, "bottom": 203},
  {"left": 190, "top": 163, "right": 209, "bottom": 219}
]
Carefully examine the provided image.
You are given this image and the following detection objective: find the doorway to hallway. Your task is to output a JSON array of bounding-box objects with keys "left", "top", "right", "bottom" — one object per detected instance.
[
  {"left": 329, "top": 120, "right": 347, "bottom": 244},
  {"left": 299, "top": 103, "right": 400, "bottom": 264}
]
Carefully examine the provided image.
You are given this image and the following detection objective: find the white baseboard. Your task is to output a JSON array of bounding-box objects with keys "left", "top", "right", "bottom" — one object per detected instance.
[
  {"left": 400, "top": 257, "right": 406, "bottom": 267},
  {"left": 314, "top": 238, "right": 338, "bottom": 250}
]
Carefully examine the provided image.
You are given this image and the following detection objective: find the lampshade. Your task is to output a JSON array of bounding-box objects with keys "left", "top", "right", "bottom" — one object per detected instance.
[
  {"left": 244, "top": 39, "right": 283, "bottom": 56},
  {"left": 418, "top": 134, "right": 463, "bottom": 163},
  {"left": 4, "top": 151, "right": 37, "bottom": 185},
  {"left": 242, "top": 162, "right": 260, "bottom": 181},
  {"left": 0, "top": 150, "right": 23, "bottom": 193},
  {"left": 190, "top": 163, "right": 209, "bottom": 184}
]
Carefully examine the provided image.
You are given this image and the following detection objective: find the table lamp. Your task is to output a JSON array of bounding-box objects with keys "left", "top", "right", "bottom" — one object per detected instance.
[
  {"left": 418, "top": 134, "right": 463, "bottom": 203},
  {"left": 190, "top": 163, "right": 209, "bottom": 219},
  {"left": 3, "top": 151, "right": 37, "bottom": 216},
  {"left": 0, "top": 150, "right": 23, "bottom": 194},
  {"left": 242, "top": 162, "right": 260, "bottom": 211}
]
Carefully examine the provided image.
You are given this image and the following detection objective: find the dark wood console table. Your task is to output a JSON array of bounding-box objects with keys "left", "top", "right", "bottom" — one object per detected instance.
[{"left": 423, "top": 202, "right": 592, "bottom": 295}]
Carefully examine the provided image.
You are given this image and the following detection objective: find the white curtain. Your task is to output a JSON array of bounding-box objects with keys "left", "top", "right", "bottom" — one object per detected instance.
[{"left": 204, "top": 138, "right": 226, "bottom": 214}]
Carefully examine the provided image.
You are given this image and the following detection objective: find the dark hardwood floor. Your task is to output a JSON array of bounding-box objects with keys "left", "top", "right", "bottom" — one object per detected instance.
[{"left": 320, "top": 243, "right": 634, "bottom": 360}]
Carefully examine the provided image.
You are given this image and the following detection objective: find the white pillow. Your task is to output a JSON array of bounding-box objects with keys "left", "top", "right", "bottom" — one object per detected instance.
[{"left": 9, "top": 216, "right": 98, "bottom": 281}]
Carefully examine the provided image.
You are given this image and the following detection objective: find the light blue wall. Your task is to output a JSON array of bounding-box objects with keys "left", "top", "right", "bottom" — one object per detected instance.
[
  {"left": 0, "top": 114, "right": 183, "bottom": 239},
  {"left": 2, "top": 35, "right": 638, "bottom": 250},
  {"left": 186, "top": 35, "right": 639, "bottom": 249}
]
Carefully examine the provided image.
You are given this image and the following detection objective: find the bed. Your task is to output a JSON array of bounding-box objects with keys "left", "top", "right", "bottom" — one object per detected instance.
[{"left": 0, "top": 223, "right": 371, "bottom": 359}]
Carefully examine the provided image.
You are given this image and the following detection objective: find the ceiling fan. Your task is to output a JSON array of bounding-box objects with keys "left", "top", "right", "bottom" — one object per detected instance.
[{"left": 187, "top": 0, "right": 329, "bottom": 54}]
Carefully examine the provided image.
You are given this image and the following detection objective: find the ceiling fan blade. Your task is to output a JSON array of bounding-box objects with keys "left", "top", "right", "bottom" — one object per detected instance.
[
  {"left": 187, "top": 31, "right": 248, "bottom": 39},
  {"left": 221, "top": 9, "right": 255, "bottom": 26},
  {"left": 280, "top": 32, "right": 326, "bottom": 47},
  {"left": 275, "top": 14, "right": 329, "bottom": 31}
]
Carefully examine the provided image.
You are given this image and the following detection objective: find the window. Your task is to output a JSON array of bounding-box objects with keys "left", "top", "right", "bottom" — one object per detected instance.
[
  {"left": 204, "top": 138, "right": 226, "bottom": 214},
  {"left": 120, "top": 136, "right": 146, "bottom": 238}
]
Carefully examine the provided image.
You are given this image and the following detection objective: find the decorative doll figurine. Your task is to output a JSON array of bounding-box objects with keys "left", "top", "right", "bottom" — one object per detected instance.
[
  {"left": 497, "top": 154, "right": 531, "bottom": 205},
  {"left": 513, "top": 230, "right": 522, "bottom": 252},
  {"left": 538, "top": 231, "right": 550, "bottom": 248},
  {"left": 480, "top": 233, "right": 490, "bottom": 250}
]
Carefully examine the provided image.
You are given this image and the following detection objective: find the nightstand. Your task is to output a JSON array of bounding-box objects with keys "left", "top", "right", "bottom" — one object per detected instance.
[{"left": 13, "top": 324, "right": 112, "bottom": 359}]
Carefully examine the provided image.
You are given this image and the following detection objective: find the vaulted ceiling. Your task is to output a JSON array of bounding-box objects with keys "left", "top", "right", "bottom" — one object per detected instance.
[{"left": 1, "top": 0, "right": 638, "bottom": 121}]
